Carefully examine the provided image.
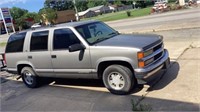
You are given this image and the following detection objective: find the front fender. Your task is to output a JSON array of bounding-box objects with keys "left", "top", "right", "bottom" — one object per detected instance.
[{"left": 95, "top": 57, "right": 136, "bottom": 70}]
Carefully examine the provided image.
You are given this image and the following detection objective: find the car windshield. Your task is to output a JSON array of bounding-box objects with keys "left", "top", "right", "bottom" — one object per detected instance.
[{"left": 75, "top": 22, "right": 119, "bottom": 45}]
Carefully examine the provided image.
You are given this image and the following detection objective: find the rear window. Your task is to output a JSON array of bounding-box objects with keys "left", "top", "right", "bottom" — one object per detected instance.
[
  {"left": 30, "top": 31, "right": 49, "bottom": 51},
  {"left": 5, "top": 32, "right": 26, "bottom": 53}
]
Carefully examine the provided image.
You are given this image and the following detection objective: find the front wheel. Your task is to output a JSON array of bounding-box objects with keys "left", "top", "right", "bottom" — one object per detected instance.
[
  {"left": 103, "top": 65, "right": 135, "bottom": 95},
  {"left": 21, "top": 67, "right": 40, "bottom": 88}
]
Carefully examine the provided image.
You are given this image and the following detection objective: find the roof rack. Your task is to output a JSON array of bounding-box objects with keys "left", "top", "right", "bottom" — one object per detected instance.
[{"left": 31, "top": 24, "right": 55, "bottom": 30}]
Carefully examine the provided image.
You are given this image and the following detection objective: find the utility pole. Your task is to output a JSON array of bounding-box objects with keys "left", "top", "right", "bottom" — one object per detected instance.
[
  {"left": 179, "top": 0, "right": 185, "bottom": 6},
  {"left": 73, "top": 0, "right": 79, "bottom": 21}
]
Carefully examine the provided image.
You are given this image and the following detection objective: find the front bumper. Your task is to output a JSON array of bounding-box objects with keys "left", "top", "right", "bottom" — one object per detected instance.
[{"left": 134, "top": 49, "right": 170, "bottom": 84}]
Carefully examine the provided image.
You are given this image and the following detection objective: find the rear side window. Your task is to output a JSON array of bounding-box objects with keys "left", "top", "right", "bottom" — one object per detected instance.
[
  {"left": 53, "top": 28, "right": 80, "bottom": 50},
  {"left": 30, "top": 31, "right": 49, "bottom": 51},
  {"left": 6, "top": 32, "right": 26, "bottom": 53}
]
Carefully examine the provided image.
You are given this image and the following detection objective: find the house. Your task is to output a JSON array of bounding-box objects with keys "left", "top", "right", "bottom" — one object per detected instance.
[
  {"left": 88, "top": 5, "right": 111, "bottom": 14},
  {"left": 42, "top": 10, "right": 76, "bottom": 25},
  {"left": 55, "top": 10, "right": 76, "bottom": 23},
  {"left": 76, "top": 5, "right": 111, "bottom": 19},
  {"left": 76, "top": 10, "right": 96, "bottom": 19}
]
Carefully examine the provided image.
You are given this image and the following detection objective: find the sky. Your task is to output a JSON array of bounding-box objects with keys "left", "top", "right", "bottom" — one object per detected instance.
[{"left": 0, "top": 0, "right": 45, "bottom": 12}]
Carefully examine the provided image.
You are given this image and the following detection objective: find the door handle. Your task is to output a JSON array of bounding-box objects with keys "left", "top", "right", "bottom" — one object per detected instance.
[
  {"left": 51, "top": 55, "right": 57, "bottom": 58},
  {"left": 28, "top": 56, "right": 32, "bottom": 59}
]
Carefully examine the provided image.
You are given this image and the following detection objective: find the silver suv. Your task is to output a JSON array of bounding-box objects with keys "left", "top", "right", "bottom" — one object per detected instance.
[{"left": 5, "top": 20, "right": 170, "bottom": 94}]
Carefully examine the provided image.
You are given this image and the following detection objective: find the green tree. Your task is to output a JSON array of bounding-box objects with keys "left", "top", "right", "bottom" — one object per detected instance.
[
  {"left": 10, "top": 7, "right": 28, "bottom": 30},
  {"left": 87, "top": 0, "right": 107, "bottom": 8},
  {"left": 44, "top": 0, "right": 74, "bottom": 11},
  {"left": 76, "top": 1, "right": 88, "bottom": 12},
  {"left": 87, "top": 0, "right": 96, "bottom": 8},
  {"left": 38, "top": 8, "right": 57, "bottom": 24},
  {"left": 10, "top": 7, "right": 28, "bottom": 20},
  {"left": 24, "top": 12, "right": 40, "bottom": 23},
  {"left": 114, "top": 0, "right": 122, "bottom": 5}
]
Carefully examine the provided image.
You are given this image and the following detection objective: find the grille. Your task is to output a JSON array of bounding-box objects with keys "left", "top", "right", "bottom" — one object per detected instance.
[
  {"left": 143, "top": 42, "right": 164, "bottom": 67},
  {"left": 154, "top": 52, "right": 163, "bottom": 61},
  {"left": 153, "top": 43, "right": 163, "bottom": 52}
]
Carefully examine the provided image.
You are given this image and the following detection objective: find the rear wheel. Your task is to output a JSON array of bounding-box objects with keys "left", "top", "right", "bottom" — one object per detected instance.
[
  {"left": 103, "top": 65, "right": 135, "bottom": 95},
  {"left": 21, "top": 67, "right": 40, "bottom": 88}
]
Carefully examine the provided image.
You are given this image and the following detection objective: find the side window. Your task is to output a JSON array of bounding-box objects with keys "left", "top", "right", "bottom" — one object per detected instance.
[
  {"left": 53, "top": 28, "right": 80, "bottom": 50},
  {"left": 6, "top": 32, "right": 26, "bottom": 53},
  {"left": 30, "top": 31, "right": 49, "bottom": 51}
]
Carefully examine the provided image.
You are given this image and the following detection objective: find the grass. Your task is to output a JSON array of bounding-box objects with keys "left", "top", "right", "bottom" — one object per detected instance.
[
  {"left": 0, "top": 42, "right": 7, "bottom": 47},
  {"left": 81, "top": 7, "right": 151, "bottom": 22}
]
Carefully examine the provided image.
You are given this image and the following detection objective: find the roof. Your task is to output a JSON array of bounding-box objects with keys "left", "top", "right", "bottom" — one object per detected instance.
[
  {"left": 88, "top": 5, "right": 104, "bottom": 11},
  {"left": 56, "top": 20, "right": 99, "bottom": 27},
  {"left": 77, "top": 10, "right": 94, "bottom": 16}
]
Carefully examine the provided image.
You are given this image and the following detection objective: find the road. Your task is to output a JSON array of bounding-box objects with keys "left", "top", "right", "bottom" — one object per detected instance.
[
  {"left": 107, "top": 8, "right": 200, "bottom": 33},
  {"left": 1, "top": 8, "right": 200, "bottom": 111}
]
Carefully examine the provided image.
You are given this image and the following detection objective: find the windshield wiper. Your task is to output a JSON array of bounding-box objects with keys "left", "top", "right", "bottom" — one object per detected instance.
[
  {"left": 93, "top": 37, "right": 111, "bottom": 44},
  {"left": 92, "top": 32, "right": 119, "bottom": 44}
]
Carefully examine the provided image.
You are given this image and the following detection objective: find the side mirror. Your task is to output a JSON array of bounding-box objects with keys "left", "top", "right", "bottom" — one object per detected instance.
[{"left": 69, "top": 44, "right": 85, "bottom": 52}]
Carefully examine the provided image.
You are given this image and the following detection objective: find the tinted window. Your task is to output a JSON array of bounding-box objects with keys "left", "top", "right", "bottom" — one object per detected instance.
[
  {"left": 53, "top": 28, "right": 80, "bottom": 50},
  {"left": 6, "top": 32, "right": 26, "bottom": 53},
  {"left": 30, "top": 31, "right": 49, "bottom": 51}
]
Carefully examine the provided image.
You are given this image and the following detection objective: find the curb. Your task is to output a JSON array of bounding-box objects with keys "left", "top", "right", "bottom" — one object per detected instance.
[{"left": 120, "top": 26, "right": 200, "bottom": 34}]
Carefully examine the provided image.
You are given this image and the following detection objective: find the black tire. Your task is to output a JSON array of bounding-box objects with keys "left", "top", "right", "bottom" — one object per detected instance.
[
  {"left": 103, "top": 65, "right": 135, "bottom": 95},
  {"left": 21, "top": 67, "right": 40, "bottom": 88}
]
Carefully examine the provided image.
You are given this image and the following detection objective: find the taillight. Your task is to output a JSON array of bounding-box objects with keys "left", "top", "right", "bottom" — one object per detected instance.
[{"left": 3, "top": 54, "right": 6, "bottom": 64}]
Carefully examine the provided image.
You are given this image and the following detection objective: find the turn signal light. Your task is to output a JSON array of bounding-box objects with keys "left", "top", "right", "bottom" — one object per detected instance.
[
  {"left": 137, "top": 52, "right": 144, "bottom": 59},
  {"left": 138, "top": 61, "right": 145, "bottom": 68}
]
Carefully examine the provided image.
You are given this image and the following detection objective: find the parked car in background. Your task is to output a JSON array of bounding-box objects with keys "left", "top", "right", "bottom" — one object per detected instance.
[
  {"left": 4, "top": 20, "right": 170, "bottom": 95},
  {"left": 152, "top": 2, "right": 170, "bottom": 13}
]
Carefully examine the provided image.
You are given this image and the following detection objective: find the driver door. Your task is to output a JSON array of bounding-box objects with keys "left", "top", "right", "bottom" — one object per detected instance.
[{"left": 50, "top": 28, "right": 92, "bottom": 78}]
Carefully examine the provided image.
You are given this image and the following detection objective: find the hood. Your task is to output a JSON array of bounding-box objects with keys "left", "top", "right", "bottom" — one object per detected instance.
[{"left": 95, "top": 34, "right": 162, "bottom": 50}]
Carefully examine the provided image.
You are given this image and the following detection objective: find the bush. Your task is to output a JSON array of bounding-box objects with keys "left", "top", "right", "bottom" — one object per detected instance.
[{"left": 126, "top": 11, "right": 131, "bottom": 17}]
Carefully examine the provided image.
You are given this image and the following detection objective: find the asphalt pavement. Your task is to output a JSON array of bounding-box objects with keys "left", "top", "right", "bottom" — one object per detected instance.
[{"left": 106, "top": 8, "right": 200, "bottom": 33}]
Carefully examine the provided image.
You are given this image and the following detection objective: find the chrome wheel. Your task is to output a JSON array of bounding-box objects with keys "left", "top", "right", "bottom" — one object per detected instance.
[
  {"left": 23, "top": 71, "right": 34, "bottom": 85},
  {"left": 107, "top": 72, "right": 125, "bottom": 90}
]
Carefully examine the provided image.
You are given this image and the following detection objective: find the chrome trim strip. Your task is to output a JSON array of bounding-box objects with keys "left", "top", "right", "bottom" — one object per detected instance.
[
  {"left": 7, "top": 68, "right": 17, "bottom": 72},
  {"left": 144, "top": 41, "right": 162, "bottom": 52},
  {"left": 53, "top": 69, "right": 95, "bottom": 73},
  {"left": 143, "top": 65, "right": 163, "bottom": 79}
]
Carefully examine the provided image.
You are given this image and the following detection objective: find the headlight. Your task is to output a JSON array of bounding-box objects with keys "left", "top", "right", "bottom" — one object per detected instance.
[
  {"left": 137, "top": 49, "right": 154, "bottom": 68},
  {"left": 144, "top": 49, "right": 153, "bottom": 57},
  {"left": 137, "top": 49, "right": 153, "bottom": 59}
]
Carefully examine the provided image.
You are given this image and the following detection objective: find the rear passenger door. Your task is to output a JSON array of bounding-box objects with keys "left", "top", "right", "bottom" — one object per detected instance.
[
  {"left": 27, "top": 30, "right": 54, "bottom": 77},
  {"left": 51, "top": 28, "right": 92, "bottom": 78},
  {"left": 5, "top": 32, "right": 27, "bottom": 70}
]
